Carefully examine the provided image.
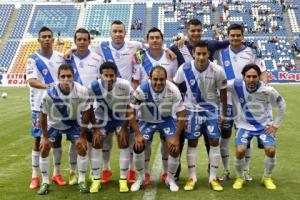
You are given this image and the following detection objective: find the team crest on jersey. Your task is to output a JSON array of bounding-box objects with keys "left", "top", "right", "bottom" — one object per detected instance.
[
  {"left": 207, "top": 125, "right": 214, "bottom": 133},
  {"left": 194, "top": 132, "right": 201, "bottom": 137},
  {"left": 163, "top": 127, "right": 171, "bottom": 135},
  {"left": 190, "top": 79, "right": 196, "bottom": 86},
  {"left": 224, "top": 60, "right": 230, "bottom": 67},
  {"left": 42, "top": 69, "right": 48, "bottom": 75}
]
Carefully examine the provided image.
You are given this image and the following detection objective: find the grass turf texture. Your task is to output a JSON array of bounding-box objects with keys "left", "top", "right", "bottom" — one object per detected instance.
[{"left": 0, "top": 85, "right": 299, "bottom": 200}]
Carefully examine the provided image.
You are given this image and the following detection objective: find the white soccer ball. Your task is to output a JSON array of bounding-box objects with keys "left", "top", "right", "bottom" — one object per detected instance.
[{"left": 1, "top": 92, "right": 8, "bottom": 99}]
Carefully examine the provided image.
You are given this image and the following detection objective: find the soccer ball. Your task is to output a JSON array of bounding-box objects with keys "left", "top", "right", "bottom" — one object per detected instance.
[{"left": 1, "top": 92, "right": 8, "bottom": 99}]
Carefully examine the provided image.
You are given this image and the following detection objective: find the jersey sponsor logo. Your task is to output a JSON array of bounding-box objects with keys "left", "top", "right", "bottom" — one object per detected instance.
[
  {"left": 88, "top": 64, "right": 97, "bottom": 68},
  {"left": 42, "top": 69, "right": 48, "bottom": 76},
  {"left": 190, "top": 79, "right": 196, "bottom": 86},
  {"left": 205, "top": 76, "right": 213, "bottom": 79},
  {"left": 224, "top": 60, "right": 231, "bottom": 67}
]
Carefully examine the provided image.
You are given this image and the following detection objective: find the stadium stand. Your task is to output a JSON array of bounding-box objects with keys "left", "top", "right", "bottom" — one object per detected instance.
[
  {"left": 0, "top": 4, "right": 15, "bottom": 38},
  {"left": 10, "top": 4, "right": 33, "bottom": 39},
  {"left": 130, "top": 3, "right": 146, "bottom": 40},
  {"left": 27, "top": 4, "right": 80, "bottom": 37},
  {"left": 0, "top": 40, "right": 20, "bottom": 73}
]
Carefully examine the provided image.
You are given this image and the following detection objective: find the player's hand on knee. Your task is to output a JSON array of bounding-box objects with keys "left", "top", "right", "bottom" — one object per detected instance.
[
  {"left": 76, "top": 136, "right": 87, "bottom": 156},
  {"left": 134, "top": 133, "right": 145, "bottom": 153},
  {"left": 264, "top": 124, "right": 278, "bottom": 137},
  {"left": 92, "top": 129, "right": 103, "bottom": 149},
  {"left": 118, "top": 127, "right": 128, "bottom": 147},
  {"left": 168, "top": 137, "right": 179, "bottom": 156},
  {"left": 39, "top": 137, "right": 50, "bottom": 158}
]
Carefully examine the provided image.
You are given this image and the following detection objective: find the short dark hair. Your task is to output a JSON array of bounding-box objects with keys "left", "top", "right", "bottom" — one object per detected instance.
[
  {"left": 149, "top": 65, "right": 167, "bottom": 79},
  {"left": 38, "top": 26, "right": 53, "bottom": 38},
  {"left": 227, "top": 23, "right": 244, "bottom": 35},
  {"left": 111, "top": 20, "right": 124, "bottom": 27},
  {"left": 193, "top": 40, "right": 209, "bottom": 52},
  {"left": 146, "top": 27, "right": 164, "bottom": 40},
  {"left": 74, "top": 28, "right": 91, "bottom": 41},
  {"left": 100, "top": 61, "right": 118, "bottom": 75},
  {"left": 58, "top": 64, "right": 74, "bottom": 77},
  {"left": 242, "top": 63, "right": 261, "bottom": 77},
  {"left": 186, "top": 18, "right": 202, "bottom": 29}
]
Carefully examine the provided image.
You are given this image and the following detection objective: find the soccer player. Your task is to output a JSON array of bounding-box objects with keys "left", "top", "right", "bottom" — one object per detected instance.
[
  {"left": 228, "top": 64, "right": 286, "bottom": 190},
  {"left": 214, "top": 23, "right": 268, "bottom": 182},
  {"left": 26, "top": 27, "right": 66, "bottom": 190},
  {"left": 132, "top": 27, "right": 178, "bottom": 184},
  {"left": 88, "top": 61, "right": 133, "bottom": 192},
  {"left": 169, "top": 18, "right": 231, "bottom": 179},
  {"left": 128, "top": 66, "right": 186, "bottom": 192},
  {"left": 38, "top": 64, "right": 90, "bottom": 194},
  {"left": 66, "top": 28, "right": 103, "bottom": 185},
  {"left": 173, "top": 40, "right": 227, "bottom": 191}
]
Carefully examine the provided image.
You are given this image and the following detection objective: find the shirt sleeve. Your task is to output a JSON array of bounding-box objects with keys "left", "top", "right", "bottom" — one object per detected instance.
[
  {"left": 80, "top": 87, "right": 91, "bottom": 112},
  {"left": 268, "top": 87, "right": 286, "bottom": 128},
  {"left": 216, "top": 67, "right": 227, "bottom": 90},
  {"left": 26, "top": 57, "right": 38, "bottom": 80},
  {"left": 172, "top": 87, "right": 185, "bottom": 114},
  {"left": 40, "top": 91, "right": 51, "bottom": 114},
  {"left": 173, "top": 64, "right": 185, "bottom": 84},
  {"left": 254, "top": 57, "right": 266, "bottom": 72},
  {"left": 226, "top": 80, "right": 234, "bottom": 92},
  {"left": 132, "top": 63, "right": 142, "bottom": 81},
  {"left": 170, "top": 58, "right": 178, "bottom": 78}
]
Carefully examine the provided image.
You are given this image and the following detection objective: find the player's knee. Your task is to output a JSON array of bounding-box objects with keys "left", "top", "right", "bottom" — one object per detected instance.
[
  {"left": 40, "top": 147, "right": 50, "bottom": 158},
  {"left": 209, "top": 138, "right": 219, "bottom": 147},
  {"left": 221, "top": 129, "right": 231, "bottom": 138},
  {"left": 236, "top": 146, "right": 246, "bottom": 159},
  {"left": 265, "top": 147, "right": 276, "bottom": 157},
  {"left": 76, "top": 143, "right": 87, "bottom": 156},
  {"left": 169, "top": 149, "right": 179, "bottom": 157},
  {"left": 133, "top": 143, "right": 145, "bottom": 154},
  {"left": 188, "top": 139, "right": 198, "bottom": 147}
]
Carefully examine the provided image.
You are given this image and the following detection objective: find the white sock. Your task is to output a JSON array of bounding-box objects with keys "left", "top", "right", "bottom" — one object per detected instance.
[
  {"left": 40, "top": 157, "right": 50, "bottom": 184},
  {"left": 120, "top": 148, "right": 130, "bottom": 179},
  {"left": 52, "top": 147, "right": 62, "bottom": 176},
  {"left": 187, "top": 147, "right": 197, "bottom": 181},
  {"left": 220, "top": 138, "right": 230, "bottom": 172},
  {"left": 167, "top": 155, "right": 179, "bottom": 182},
  {"left": 129, "top": 133, "right": 135, "bottom": 170},
  {"left": 91, "top": 147, "right": 102, "bottom": 179},
  {"left": 264, "top": 155, "right": 276, "bottom": 177},
  {"left": 102, "top": 134, "right": 113, "bottom": 170},
  {"left": 144, "top": 142, "right": 151, "bottom": 173},
  {"left": 77, "top": 155, "right": 88, "bottom": 183},
  {"left": 134, "top": 151, "right": 145, "bottom": 178},
  {"left": 161, "top": 140, "right": 169, "bottom": 173},
  {"left": 244, "top": 144, "right": 253, "bottom": 172},
  {"left": 69, "top": 143, "right": 77, "bottom": 173},
  {"left": 234, "top": 157, "right": 245, "bottom": 178},
  {"left": 32, "top": 150, "right": 40, "bottom": 178},
  {"left": 209, "top": 146, "right": 220, "bottom": 181}
]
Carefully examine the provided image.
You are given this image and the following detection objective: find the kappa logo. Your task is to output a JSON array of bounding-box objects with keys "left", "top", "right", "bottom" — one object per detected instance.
[
  {"left": 143, "top": 134, "right": 150, "bottom": 140},
  {"left": 190, "top": 79, "right": 196, "bottom": 86},
  {"left": 42, "top": 69, "right": 48, "bottom": 76},
  {"left": 241, "top": 138, "right": 248, "bottom": 144},
  {"left": 194, "top": 132, "right": 201, "bottom": 137},
  {"left": 224, "top": 60, "right": 230, "bottom": 67},
  {"left": 163, "top": 127, "right": 171, "bottom": 135},
  {"left": 207, "top": 125, "right": 214, "bottom": 133}
]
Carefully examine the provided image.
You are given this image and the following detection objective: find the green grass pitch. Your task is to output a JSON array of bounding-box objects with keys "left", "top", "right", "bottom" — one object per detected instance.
[{"left": 0, "top": 85, "right": 299, "bottom": 200}]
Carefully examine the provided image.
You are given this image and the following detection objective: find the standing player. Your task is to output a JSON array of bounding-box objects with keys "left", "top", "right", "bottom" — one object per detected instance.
[
  {"left": 128, "top": 66, "right": 186, "bottom": 192},
  {"left": 228, "top": 64, "right": 286, "bottom": 190},
  {"left": 38, "top": 64, "right": 90, "bottom": 194},
  {"left": 214, "top": 24, "right": 267, "bottom": 182},
  {"left": 132, "top": 27, "right": 178, "bottom": 184},
  {"left": 26, "top": 27, "right": 66, "bottom": 190},
  {"left": 66, "top": 28, "right": 103, "bottom": 185},
  {"left": 173, "top": 41, "right": 227, "bottom": 191},
  {"left": 88, "top": 61, "right": 133, "bottom": 193}
]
